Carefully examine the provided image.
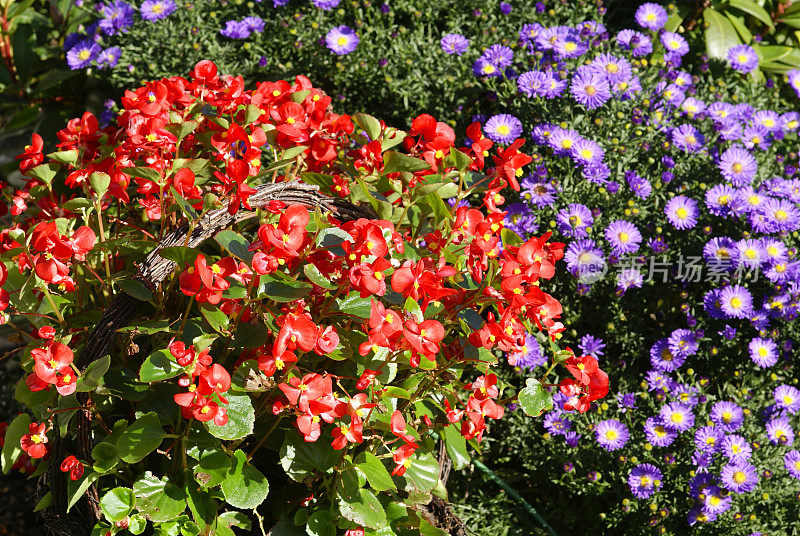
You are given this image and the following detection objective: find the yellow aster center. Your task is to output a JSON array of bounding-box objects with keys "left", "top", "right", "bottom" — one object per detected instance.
[
  {"left": 618, "top": 232, "right": 629, "bottom": 243},
  {"left": 670, "top": 412, "right": 684, "bottom": 423},
  {"left": 585, "top": 85, "right": 597, "bottom": 96},
  {"left": 676, "top": 207, "right": 688, "bottom": 219},
  {"left": 337, "top": 36, "right": 347, "bottom": 46},
  {"left": 706, "top": 437, "right": 715, "bottom": 445},
  {"left": 737, "top": 54, "right": 748, "bottom": 63},
  {"left": 564, "top": 42, "right": 577, "bottom": 52},
  {"left": 775, "top": 209, "right": 788, "bottom": 221},
  {"left": 722, "top": 411, "right": 732, "bottom": 422},
  {"left": 581, "top": 149, "right": 594, "bottom": 159},
  {"left": 646, "top": 13, "right": 655, "bottom": 20},
  {"left": 730, "top": 297, "right": 742, "bottom": 309},
  {"left": 776, "top": 263, "right": 787, "bottom": 273},
  {"left": 732, "top": 444, "right": 741, "bottom": 453},
  {"left": 496, "top": 125, "right": 510, "bottom": 136},
  {"left": 709, "top": 496, "right": 720, "bottom": 506},
  {"left": 758, "top": 347, "right": 768, "bottom": 357},
  {"left": 484, "top": 65, "right": 496, "bottom": 74},
  {"left": 604, "top": 430, "right": 618, "bottom": 440},
  {"left": 745, "top": 249, "right": 756, "bottom": 259},
  {"left": 783, "top": 395, "right": 794, "bottom": 405},
  {"left": 78, "top": 50, "right": 91, "bottom": 61},
  {"left": 732, "top": 163, "right": 743, "bottom": 173},
  {"left": 560, "top": 139, "right": 572, "bottom": 149},
  {"left": 152, "top": 3, "right": 163, "bottom": 13},
  {"left": 640, "top": 476, "right": 651, "bottom": 486},
  {"left": 654, "top": 426, "right": 666, "bottom": 437},
  {"left": 606, "top": 63, "right": 619, "bottom": 74}
]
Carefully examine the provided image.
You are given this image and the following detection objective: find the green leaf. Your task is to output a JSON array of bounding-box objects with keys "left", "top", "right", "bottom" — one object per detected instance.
[
  {"left": 218, "top": 511, "right": 252, "bottom": 534},
  {"left": 353, "top": 113, "right": 382, "bottom": 141},
  {"left": 220, "top": 449, "right": 270, "bottom": 509},
  {"left": 355, "top": 452, "right": 396, "bottom": 492},
  {"left": 47, "top": 149, "right": 79, "bottom": 166},
  {"left": 100, "top": 487, "right": 135, "bottom": 522},
  {"left": 205, "top": 392, "right": 254, "bottom": 441},
  {"left": 117, "top": 278, "right": 153, "bottom": 301},
  {"left": 134, "top": 472, "right": 188, "bottom": 523},
  {"left": 518, "top": 378, "right": 553, "bottom": 416},
  {"left": 171, "top": 187, "right": 199, "bottom": 220},
  {"left": 68, "top": 471, "right": 99, "bottom": 512},
  {"left": 303, "top": 264, "right": 336, "bottom": 290},
  {"left": 34, "top": 492, "right": 52, "bottom": 512},
  {"left": 200, "top": 302, "right": 230, "bottom": 334},
  {"left": 725, "top": 11, "right": 753, "bottom": 43},
  {"left": 28, "top": 163, "right": 59, "bottom": 185},
  {"left": 140, "top": 348, "right": 185, "bottom": 383},
  {"left": 214, "top": 230, "right": 253, "bottom": 263},
  {"left": 116, "top": 412, "right": 166, "bottom": 463},
  {"left": 126, "top": 166, "right": 162, "bottom": 182},
  {"left": 315, "top": 227, "right": 353, "bottom": 255},
  {"left": 704, "top": 8, "right": 743, "bottom": 59},
  {"left": 282, "top": 145, "right": 308, "bottom": 160},
  {"left": 165, "top": 121, "right": 198, "bottom": 141},
  {"left": 335, "top": 293, "right": 372, "bottom": 319},
  {"left": 91, "top": 442, "right": 119, "bottom": 474},
  {"left": 728, "top": 0, "right": 774, "bottom": 29},
  {"left": 76, "top": 354, "right": 111, "bottom": 392},
  {"left": 405, "top": 452, "right": 440, "bottom": 493},
  {"left": 258, "top": 277, "right": 313, "bottom": 303},
  {"left": 194, "top": 450, "right": 231, "bottom": 488},
  {"left": 442, "top": 425, "right": 470, "bottom": 470},
  {"left": 384, "top": 151, "right": 430, "bottom": 174},
  {"left": 306, "top": 510, "right": 335, "bottom": 536},
  {"left": 448, "top": 148, "right": 473, "bottom": 173},
  {"left": 118, "top": 319, "right": 174, "bottom": 335},
  {"left": 280, "top": 434, "right": 340, "bottom": 481},
  {"left": 339, "top": 489, "right": 387, "bottom": 529},
  {"left": 89, "top": 172, "right": 111, "bottom": 198},
  {"left": 159, "top": 246, "right": 203, "bottom": 266},
  {"left": 62, "top": 198, "right": 94, "bottom": 211},
  {"left": 1, "top": 413, "right": 30, "bottom": 474}
]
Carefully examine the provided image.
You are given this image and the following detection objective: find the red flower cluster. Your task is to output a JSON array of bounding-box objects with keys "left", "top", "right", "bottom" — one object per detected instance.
[
  {"left": 20, "top": 422, "right": 49, "bottom": 459},
  {"left": 29, "top": 341, "right": 77, "bottom": 395},
  {"left": 60, "top": 455, "right": 84, "bottom": 481},
  {"left": 559, "top": 354, "right": 609, "bottom": 413},
  {"left": 172, "top": 342, "right": 231, "bottom": 425}
]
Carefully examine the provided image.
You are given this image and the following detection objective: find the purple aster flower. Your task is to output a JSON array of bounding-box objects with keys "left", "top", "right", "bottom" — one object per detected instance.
[
  {"left": 695, "top": 426, "right": 723, "bottom": 453},
  {"left": 481, "top": 44, "right": 514, "bottom": 69},
  {"left": 735, "top": 239, "right": 765, "bottom": 269},
  {"left": 721, "top": 434, "right": 752, "bottom": 462},
  {"left": 665, "top": 196, "right": 699, "bottom": 230},
  {"left": 719, "top": 285, "right": 753, "bottom": 319},
  {"left": 727, "top": 44, "right": 759, "bottom": 73},
  {"left": 784, "top": 450, "right": 800, "bottom": 479},
  {"left": 635, "top": 3, "right": 668, "bottom": 31},
  {"left": 140, "top": 0, "right": 176, "bottom": 21},
  {"left": 440, "top": 33, "right": 468, "bottom": 56},
  {"left": 766, "top": 416, "right": 794, "bottom": 445},
  {"left": 661, "top": 32, "right": 689, "bottom": 57},
  {"left": 617, "top": 393, "right": 636, "bottom": 411},
  {"left": 760, "top": 198, "right": 800, "bottom": 233},
  {"left": 553, "top": 34, "right": 588, "bottom": 59},
  {"left": 681, "top": 97, "right": 707, "bottom": 118},
  {"left": 595, "top": 419, "right": 629, "bottom": 451},
  {"left": 95, "top": 46, "right": 121, "bottom": 69},
  {"left": 754, "top": 109, "right": 781, "bottom": 131},
  {"left": 660, "top": 402, "right": 694, "bottom": 432},
  {"left": 719, "top": 146, "right": 758, "bottom": 186},
  {"left": 517, "top": 71, "right": 548, "bottom": 98},
  {"left": 220, "top": 20, "right": 251, "bottom": 39},
  {"left": 628, "top": 464, "right": 663, "bottom": 499},
  {"left": 650, "top": 339, "right": 685, "bottom": 372},
  {"left": 671, "top": 383, "right": 699, "bottom": 406},
  {"left": 557, "top": 203, "right": 593, "bottom": 238},
  {"left": 548, "top": 128, "right": 582, "bottom": 155},
  {"left": 604, "top": 220, "right": 641, "bottom": 255},
  {"left": 519, "top": 23, "right": 542, "bottom": 43},
  {"left": 571, "top": 138, "right": 604, "bottom": 165},
  {"left": 775, "top": 385, "right": 800, "bottom": 414},
  {"left": 484, "top": 114, "right": 522, "bottom": 145},
  {"left": 789, "top": 69, "right": 800, "bottom": 97},
  {"left": 242, "top": 16, "right": 265, "bottom": 32},
  {"left": 705, "top": 184, "right": 737, "bottom": 217},
  {"left": 749, "top": 337, "right": 778, "bottom": 368},
  {"left": 617, "top": 267, "right": 643, "bottom": 294},
  {"left": 590, "top": 53, "right": 632, "bottom": 84},
  {"left": 616, "top": 29, "right": 652, "bottom": 56},
  {"left": 508, "top": 333, "right": 547, "bottom": 369},
  {"left": 579, "top": 334, "right": 605, "bottom": 358},
  {"left": 564, "top": 431, "right": 581, "bottom": 447},
  {"left": 721, "top": 461, "right": 759, "bottom": 493},
  {"left": 66, "top": 40, "right": 100, "bottom": 70},
  {"left": 646, "top": 370, "right": 671, "bottom": 392},
  {"left": 325, "top": 25, "right": 359, "bottom": 55},
  {"left": 711, "top": 401, "right": 744, "bottom": 433},
  {"left": 570, "top": 68, "right": 611, "bottom": 110},
  {"left": 521, "top": 178, "right": 557, "bottom": 207},
  {"left": 564, "top": 239, "right": 606, "bottom": 283},
  {"left": 543, "top": 412, "right": 572, "bottom": 436},
  {"left": 311, "top": 0, "right": 340, "bottom": 9},
  {"left": 742, "top": 124, "right": 770, "bottom": 150},
  {"left": 505, "top": 203, "right": 538, "bottom": 237},
  {"left": 645, "top": 417, "right": 677, "bottom": 447},
  {"left": 703, "top": 485, "right": 732, "bottom": 517},
  {"left": 668, "top": 329, "right": 698, "bottom": 359},
  {"left": 671, "top": 124, "right": 705, "bottom": 152},
  {"left": 499, "top": 1, "right": 512, "bottom": 14},
  {"left": 582, "top": 162, "right": 611, "bottom": 184},
  {"left": 703, "top": 237, "right": 736, "bottom": 272},
  {"left": 781, "top": 112, "right": 800, "bottom": 132},
  {"left": 98, "top": 0, "right": 135, "bottom": 35},
  {"left": 626, "top": 171, "right": 651, "bottom": 199}
]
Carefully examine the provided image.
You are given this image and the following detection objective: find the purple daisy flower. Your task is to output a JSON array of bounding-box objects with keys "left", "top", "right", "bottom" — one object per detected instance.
[
  {"left": 579, "top": 334, "right": 605, "bottom": 358},
  {"left": 635, "top": 3, "right": 668, "bottom": 31},
  {"left": 749, "top": 337, "right": 778, "bottom": 368},
  {"left": 617, "top": 267, "right": 643, "bottom": 294},
  {"left": 220, "top": 20, "right": 251, "bottom": 39},
  {"left": 789, "top": 69, "right": 800, "bottom": 97},
  {"left": 311, "top": 0, "right": 341, "bottom": 9},
  {"left": 761, "top": 198, "right": 800, "bottom": 233},
  {"left": 694, "top": 426, "right": 723, "bottom": 453},
  {"left": 595, "top": 419, "right": 629, "bottom": 451},
  {"left": 548, "top": 128, "right": 582, "bottom": 155},
  {"left": 564, "top": 239, "right": 606, "bottom": 283},
  {"left": 557, "top": 203, "right": 593, "bottom": 238},
  {"left": 508, "top": 333, "right": 547, "bottom": 369},
  {"left": 775, "top": 385, "right": 800, "bottom": 414},
  {"left": 671, "top": 124, "right": 705, "bottom": 152},
  {"left": 722, "top": 434, "right": 752, "bottom": 462},
  {"left": 571, "top": 138, "right": 604, "bottom": 165},
  {"left": 521, "top": 178, "right": 557, "bottom": 207},
  {"left": 242, "top": 16, "right": 265, "bottom": 32},
  {"left": 650, "top": 339, "right": 685, "bottom": 372},
  {"left": 553, "top": 35, "right": 588, "bottom": 59},
  {"left": 325, "top": 25, "right": 359, "bottom": 55},
  {"left": 705, "top": 184, "right": 737, "bottom": 217},
  {"left": 719, "top": 285, "right": 753, "bottom": 319},
  {"left": 628, "top": 464, "right": 663, "bottom": 499},
  {"left": 721, "top": 461, "right": 759, "bottom": 493},
  {"left": 604, "top": 220, "right": 641, "bottom": 255},
  {"left": 140, "top": 0, "right": 176, "bottom": 21},
  {"left": 719, "top": 146, "right": 758, "bottom": 186},
  {"left": 472, "top": 57, "right": 501, "bottom": 77},
  {"left": 711, "top": 401, "right": 744, "bottom": 433},
  {"left": 644, "top": 416, "right": 677, "bottom": 447},
  {"left": 66, "top": 40, "right": 101, "bottom": 70},
  {"left": 626, "top": 171, "right": 652, "bottom": 199},
  {"left": 484, "top": 114, "right": 523, "bottom": 145},
  {"left": 570, "top": 68, "right": 611, "bottom": 110},
  {"left": 98, "top": 0, "right": 135, "bottom": 35},
  {"left": 543, "top": 412, "right": 572, "bottom": 436},
  {"left": 754, "top": 109, "right": 782, "bottom": 131},
  {"left": 617, "top": 29, "right": 653, "bottom": 57},
  {"left": 703, "top": 485, "right": 732, "bottom": 517},
  {"left": 766, "top": 416, "right": 794, "bottom": 446},
  {"left": 517, "top": 71, "right": 549, "bottom": 98},
  {"left": 661, "top": 32, "right": 689, "bottom": 57},
  {"left": 96, "top": 46, "right": 121, "bottom": 69},
  {"left": 660, "top": 402, "right": 694, "bottom": 432},
  {"left": 665, "top": 196, "right": 699, "bottom": 230},
  {"left": 590, "top": 53, "right": 632, "bottom": 84},
  {"left": 668, "top": 329, "right": 698, "bottom": 359},
  {"left": 735, "top": 239, "right": 765, "bottom": 270},
  {"left": 784, "top": 450, "right": 800, "bottom": 479},
  {"left": 727, "top": 44, "right": 759, "bottom": 73}
]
